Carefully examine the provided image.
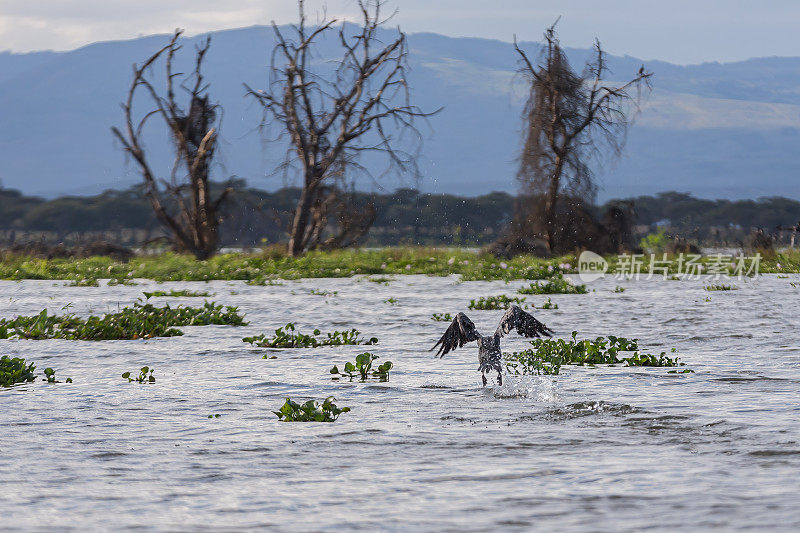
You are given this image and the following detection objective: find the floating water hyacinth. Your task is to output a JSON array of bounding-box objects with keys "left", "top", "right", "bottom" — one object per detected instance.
[
  {"left": 538, "top": 298, "right": 558, "bottom": 309},
  {"left": 518, "top": 274, "right": 588, "bottom": 295},
  {"left": 330, "top": 352, "right": 393, "bottom": 381},
  {"left": 243, "top": 323, "right": 378, "bottom": 348},
  {"left": 122, "top": 366, "right": 155, "bottom": 383},
  {"left": 468, "top": 295, "right": 527, "bottom": 310},
  {"left": 0, "top": 355, "right": 37, "bottom": 387},
  {"left": 504, "top": 332, "right": 685, "bottom": 376},
  {"left": 142, "top": 289, "right": 212, "bottom": 298},
  {"left": 0, "top": 357, "right": 72, "bottom": 386},
  {"left": 705, "top": 284, "right": 738, "bottom": 291},
  {"left": 274, "top": 397, "right": 350, "bottom": 422},
  {"left": 0, "top": 302, "right": 246, "bottom": 341}
]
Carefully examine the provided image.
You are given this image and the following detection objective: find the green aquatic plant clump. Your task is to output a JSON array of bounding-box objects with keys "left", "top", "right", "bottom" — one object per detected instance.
[
  {"left": 704, "top": 284, "right": 738, "bottom": 291},
  {"left": 468, "top": 295, "right": 526, "bottom": 310},
  {"left": 538, "top": 298, "right": 558, "bottom": 309},
  {"left": 0, "top": 302, "right": 246, "bottom": 341},
  {"left": 67, "top": 278, "right": 100, "bottom": 287},
  {"left": 142, "top": 289, "right": 212, "bottom": 298},
  {"left": 122, "top": 366, "right": 155, "bottom": 383},
  {"left": 42, "top": 367, "right": 72, "bottom": 383},
  {"left": 330, "top": 352, "right": 393, "bottom": 381},
  {"left": 274, "top": 396, "right": 350, "bottom": 422},
  {"left": 1, "top": 357, "right": 73, "bottom": 386},
  {"left": 0, "top": 355, "right": 37, "bottom": 387},
  {"left": 504, "top": 332, "right": 683, "bottom": 376},
  {"left": 309, "top": 289, "right": 337, "bottom": 296},
  {"left": 245, "top": 276, "right": 283, "bottom": 286},
  {"left": 431, "top": 313, "right": 454, "bottom": 322},
  {"left": 243, "top": 323, "right": 378, "bottom": 348},
  {"left": 518, "top": 275, "right": 588, "bottom": 295},
  {"left": 107, "top": 277, "right": 137, "bottom": 286}
]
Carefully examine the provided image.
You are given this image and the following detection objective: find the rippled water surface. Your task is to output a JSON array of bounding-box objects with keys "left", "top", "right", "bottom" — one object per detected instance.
[{"left": 2, "top": 274, "right": 800, "bottom": 531}]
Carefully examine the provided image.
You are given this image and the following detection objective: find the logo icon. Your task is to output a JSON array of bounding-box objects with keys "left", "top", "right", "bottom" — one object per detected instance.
[{"left": 578, "top": 250, "right": 608, "bottom": 283}]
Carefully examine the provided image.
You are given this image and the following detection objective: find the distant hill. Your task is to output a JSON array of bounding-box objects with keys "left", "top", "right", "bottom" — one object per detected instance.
[{"left": 1, "top": 26, "right": 799, "bottom": 200}]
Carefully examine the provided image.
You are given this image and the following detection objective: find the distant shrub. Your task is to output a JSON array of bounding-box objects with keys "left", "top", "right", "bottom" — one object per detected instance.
[{"left": 639, "top": 228, "right": 669, "bottom": 253}]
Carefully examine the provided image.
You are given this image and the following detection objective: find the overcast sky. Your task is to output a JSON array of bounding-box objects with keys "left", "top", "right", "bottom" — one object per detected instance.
[{"left": 0, "top": 0, "right": 797, "bottom": 64}]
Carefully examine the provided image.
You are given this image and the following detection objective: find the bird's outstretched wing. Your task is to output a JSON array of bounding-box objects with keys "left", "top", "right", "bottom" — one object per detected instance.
[
  {"left": 495, "top": 305, "right": 553, "bottom": 338},
  {"left": 432, "top": 312, "right": 480, "bottom": 358}
]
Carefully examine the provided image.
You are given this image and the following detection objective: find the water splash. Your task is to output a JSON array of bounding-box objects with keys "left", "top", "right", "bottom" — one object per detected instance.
[{"left": 492, "top": 374, "right": 558, "bottom": 402}]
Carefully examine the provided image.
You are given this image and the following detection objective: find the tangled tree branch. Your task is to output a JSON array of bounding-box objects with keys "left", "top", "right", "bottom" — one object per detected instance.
[
  {"left": 246, "top": 0, "right": 438, "bottom": 256},
  {"left": 112, "top": 29, "right": 232, "bottom": 259},
  {"left": 514, "top": 22, "right": 652, "bottom": 252}
]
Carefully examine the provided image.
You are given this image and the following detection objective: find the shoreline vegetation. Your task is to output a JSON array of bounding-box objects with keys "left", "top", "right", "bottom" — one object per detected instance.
[
  {"left": 0, "top": 247, "right": 798, "bottom": 283},
  {"left": 4, "top": 186, "right": 800, "bottom": 249}
]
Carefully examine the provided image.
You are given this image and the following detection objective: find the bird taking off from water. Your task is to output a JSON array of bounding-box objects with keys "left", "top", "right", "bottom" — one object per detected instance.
[{"left": 432, "top": 305, "right": 553, "bottom": 387}]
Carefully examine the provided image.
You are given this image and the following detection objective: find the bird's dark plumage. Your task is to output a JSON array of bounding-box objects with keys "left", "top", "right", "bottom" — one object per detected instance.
[
  {"left": 496, "top": 305, "right": 553, "bottom": 339},
  {"left": 432, "top": 305, "right": 553, "bottom": 386},
  {"left": 433, "top": 312, "right": 479, "bottom": 358}
]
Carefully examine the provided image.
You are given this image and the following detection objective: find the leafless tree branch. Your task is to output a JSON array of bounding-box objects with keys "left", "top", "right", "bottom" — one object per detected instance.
[
  {"left": 513, "top": 21, "right": 652, "bottom": 252},
  {"left": 246, "top": 0, "right": 439, "bottom": 256},
  {"left": 112, "top": 30, "right": 232, "bottom": 259}
]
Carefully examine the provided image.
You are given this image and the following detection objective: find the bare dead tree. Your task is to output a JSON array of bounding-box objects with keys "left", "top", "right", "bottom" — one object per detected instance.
[
  {"left": 514, "top": 22, "right": 652, "bottom": 252},
  {"left": 247, "top": 0, "right": 437, "bottom": 257},
  {"left": 308, "top": 183, "right": 377, "bottom": 251},
  {"left": 112, "top": 30, "right": 231, "bottom": 260}
]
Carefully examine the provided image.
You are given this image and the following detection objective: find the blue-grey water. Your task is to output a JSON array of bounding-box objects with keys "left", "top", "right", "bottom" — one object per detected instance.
[{"left": 1, "top": 274, "right": 799, "bottom": 531}]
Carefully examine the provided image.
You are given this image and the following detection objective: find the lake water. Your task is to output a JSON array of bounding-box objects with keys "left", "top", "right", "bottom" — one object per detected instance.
[{"left": 2, "top": 274, "right": 799, "bottom": 531}]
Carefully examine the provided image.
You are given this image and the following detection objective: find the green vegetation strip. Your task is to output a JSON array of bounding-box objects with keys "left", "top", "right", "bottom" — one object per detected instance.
[
  {"left": 0, "top": 248, "right": 793, "bottom": 282},
  {"left": 0, "top": 249, "right": 569, "bottom": 282},
  {"left": 504, "top": 332, "right": 687, "bottom": 376},
  {"left": 0, "top": 302, "right": 246, "bottom": 341},
  {"left": 243, "top": 323, "right": 378, "bottom": 348},
  {"left": 274, "top": 397, "right": 350, "bottom": 422}
]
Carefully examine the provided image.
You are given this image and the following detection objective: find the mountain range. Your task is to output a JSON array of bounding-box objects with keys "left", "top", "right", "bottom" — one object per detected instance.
[{"left": 1, "top": 25, "right": 799, "bottom": 200}]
